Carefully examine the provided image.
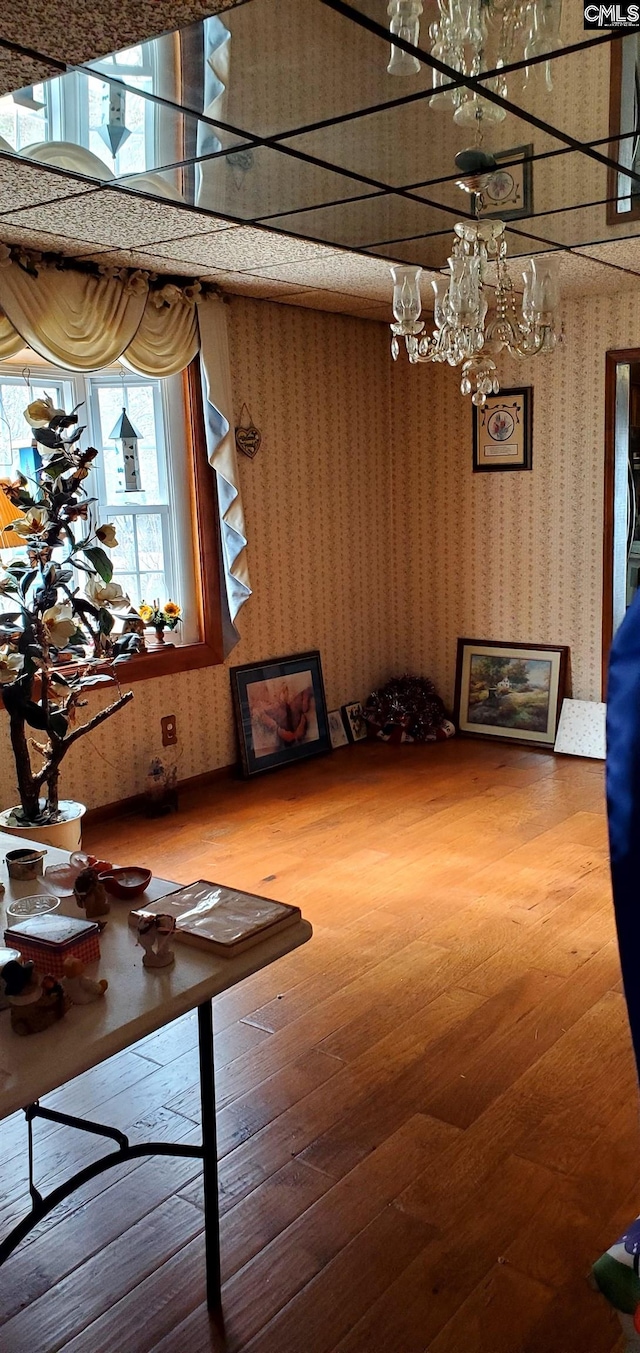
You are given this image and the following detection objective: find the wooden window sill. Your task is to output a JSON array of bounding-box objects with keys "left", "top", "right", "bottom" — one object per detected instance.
[{"left": 110, "top": 640, "right": 221, "bottom": 682}]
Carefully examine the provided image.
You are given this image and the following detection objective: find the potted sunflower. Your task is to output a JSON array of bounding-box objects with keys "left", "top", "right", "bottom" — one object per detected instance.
[
  {"left": 138, "top": 599, "right": 182, "bottom": 647},
  {"left": 0, "top": 394, "right": 141, "bottom": 848}
]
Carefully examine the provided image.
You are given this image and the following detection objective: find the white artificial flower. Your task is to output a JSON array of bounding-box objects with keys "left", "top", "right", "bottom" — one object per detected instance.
[
  {"left": 0, "top": 645, "right": 23, "bottom": 683},
  {"left": 8, "top": 506, "right": 49, "bottom": 538},
  {"left": 85, "top": 576, "right": 130, "bottom": 609},
  {"left": 42, "top": 602, "right": 76, "bottom": 650},
  {"left": 95, "top": 523, "right": 118, "bottom": 548}
]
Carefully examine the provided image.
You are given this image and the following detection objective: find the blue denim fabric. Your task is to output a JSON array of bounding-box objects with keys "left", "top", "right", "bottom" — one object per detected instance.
[{"left": 607, "top": 588, "right": 640, "bottom": 1079}]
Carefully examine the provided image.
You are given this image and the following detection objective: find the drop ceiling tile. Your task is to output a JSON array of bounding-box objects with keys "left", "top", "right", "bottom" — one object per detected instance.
[
  {"left": 275, "top": 287, "right": 392, "bottom": 316},
  {"left": 206, "top": 271, "right": 325, "bottom": 300},
  {"left": 244, "top": 250, "right": 399, "bottom": 300},
  {"left": 146, "top": 226, "right": 339, "bottom": 272},
  {"left": 0, "top": 221, "right": 111, "bottom": 258},
  {"left": 74, "top": 247, "right": 207, "bottom": 275},
  {"left": 516, "top": 247, "right": 640, "bottom": 299},
  {"left": 3, "top": 187, "right": 235, "bottom": 249},
  {"left": 574, "top": 238, "right": 640, "bottom": 275},
  {"left": 0, "top": 156, "right": 101, "bottom": 213}
]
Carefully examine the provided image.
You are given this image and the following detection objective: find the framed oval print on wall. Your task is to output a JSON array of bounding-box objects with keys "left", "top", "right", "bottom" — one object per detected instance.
[{"left": 473, "top": 386, "right": 532, "bottom": 473}]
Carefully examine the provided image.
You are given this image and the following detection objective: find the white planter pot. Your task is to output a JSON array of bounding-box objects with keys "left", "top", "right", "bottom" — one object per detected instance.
[{"left": 0, "top": 801, "right": 86, "bottom": 852}]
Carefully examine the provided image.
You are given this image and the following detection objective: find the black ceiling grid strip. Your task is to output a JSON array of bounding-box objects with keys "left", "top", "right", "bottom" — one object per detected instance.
[{"left": 319, "top": 0, "right": 640, "bottom": 189}]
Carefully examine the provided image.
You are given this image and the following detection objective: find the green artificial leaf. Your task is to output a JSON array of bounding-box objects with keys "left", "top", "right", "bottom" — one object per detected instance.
[
  {"left": 42, "top": 456, "right": 70, "bottom": 479},
  {"left": 83, "top": 547, "right": 113, "bottom": 584},
  {"left": 63, "top": 426, "right": 85, "bottom": 445},
  {"left": 48, "top": 711, "right": 68, "bottom": 739},
  {"left": 6, "top": 560, "right": 27, "bottom": 576},
  {"left": 71, "top": 557, "right": 93, "bottom": 573},
  {"left": 19, "top": 569, "right": 38, "bottom": 599},
  {"left": 22, "top": 700, "right": 48, "bottom": 730},
  {"left": 72, "top": 596, "right": 100, "bottom": 619},
  {"left": 98, "top": 607, "right": 114, "bottom": 635},
  {"left": 49, "top": 412, "right": 78, "bottom": 432},
  {"left": 33, "top": 427, "right": 63, "bottom": 449}
]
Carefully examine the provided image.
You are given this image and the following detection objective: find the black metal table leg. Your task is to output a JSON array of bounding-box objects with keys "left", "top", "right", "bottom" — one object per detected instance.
[{"left": 197, "top": 999, "right": 222, "bottom": 1312}]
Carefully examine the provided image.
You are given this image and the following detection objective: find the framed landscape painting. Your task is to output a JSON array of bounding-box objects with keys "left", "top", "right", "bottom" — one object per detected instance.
[
  {"left": 230, "top": 650, "right": 331, "bottom": 777},
  {"left": 454, "top": 639, "right": 569, "bottom": 747}
]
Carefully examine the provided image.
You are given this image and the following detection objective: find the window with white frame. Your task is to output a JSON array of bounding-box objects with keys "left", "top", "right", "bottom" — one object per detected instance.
[
  {"left": 0, "top": 360, "right": 197, "bottom": 643},
  {"left": 0, "top": 44, "right": 155, "bottom": 177}
]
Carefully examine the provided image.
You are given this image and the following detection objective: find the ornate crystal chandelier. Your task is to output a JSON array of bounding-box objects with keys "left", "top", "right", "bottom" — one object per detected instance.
[
  {"left": 387, "top": 0, "right": 563, "bottom": 122},
  {"left": 389, "top": 155, "right": 561, "bottom": 404}
]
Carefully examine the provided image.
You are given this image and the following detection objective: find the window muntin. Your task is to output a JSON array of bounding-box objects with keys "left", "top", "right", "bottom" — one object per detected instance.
[{"left": 0, "top": 364, "right": 196, "bottom": 641}]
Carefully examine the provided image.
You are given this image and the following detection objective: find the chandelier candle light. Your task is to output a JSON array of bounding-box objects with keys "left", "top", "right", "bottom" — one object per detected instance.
[
  {"left": 389, "top": 152, "right": 561, "bottom": 404},
  {"left": 387, "top": 0, "right": 563, "bottom": 123}
]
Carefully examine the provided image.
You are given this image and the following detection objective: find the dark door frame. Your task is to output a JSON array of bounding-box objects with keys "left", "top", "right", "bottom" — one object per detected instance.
[{"left": 603, "top": 347, "right": 640, "bottom": 695}]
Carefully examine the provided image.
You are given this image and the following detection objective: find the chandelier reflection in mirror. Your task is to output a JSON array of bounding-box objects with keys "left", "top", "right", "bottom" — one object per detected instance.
[
  {"left": 389, "top": 225, "right": 561, "bottom": 405},
  {"left": 387, "top": 0, "right": 563, "bottom": 123}
]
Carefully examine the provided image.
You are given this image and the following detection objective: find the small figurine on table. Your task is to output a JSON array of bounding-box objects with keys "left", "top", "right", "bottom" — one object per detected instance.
[
  {"left": 3, "top": 961, "right": 70, "bottom": 1035},
  {"left": 62, "top": 956, "right": 108, "bottom": 1004},
  {"left": 74, "top": 866, "right": 110, "bottom": 921},
  {"left": 137, "top": 913, "right": 176, "bottom": 969}
]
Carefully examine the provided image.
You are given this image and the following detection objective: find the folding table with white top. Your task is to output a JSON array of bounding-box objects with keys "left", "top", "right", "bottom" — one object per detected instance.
[{"left": 0, "top": 829, "right": 312, "bottom": 1311}]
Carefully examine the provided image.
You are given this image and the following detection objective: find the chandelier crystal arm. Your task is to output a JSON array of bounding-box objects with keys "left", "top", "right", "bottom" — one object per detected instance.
[{"left": 389, "top": 226, "right": 561, "bottom": 403}]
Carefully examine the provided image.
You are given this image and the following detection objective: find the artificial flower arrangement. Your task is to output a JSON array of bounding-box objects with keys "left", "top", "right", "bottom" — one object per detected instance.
[
  {"left": 0, "top": 394, "right": 140, "bottom": 826},
  {"left": 138, "top": 599, "right": 181, "bottom": 641}
]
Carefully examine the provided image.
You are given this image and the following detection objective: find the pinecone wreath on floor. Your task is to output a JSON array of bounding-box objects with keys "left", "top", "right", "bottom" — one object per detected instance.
[{"left": 362, "top": 675, "right": 455, "bottom": 744}]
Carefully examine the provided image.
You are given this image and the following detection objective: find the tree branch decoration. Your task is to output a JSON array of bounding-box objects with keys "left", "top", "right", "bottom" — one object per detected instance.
[{"left": 0, "top": 395, "right": 139, "bottom": 825}]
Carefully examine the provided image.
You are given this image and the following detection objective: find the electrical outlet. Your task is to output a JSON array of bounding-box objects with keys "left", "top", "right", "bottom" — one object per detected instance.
[{"left": 161, "top": 714, "right": 178, "bottom": 747}]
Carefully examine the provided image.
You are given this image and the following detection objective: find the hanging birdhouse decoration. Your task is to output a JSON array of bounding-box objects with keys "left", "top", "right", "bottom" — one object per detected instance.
[
  {"left": 110, "top": 407, "right": 143, "bottom": 492},
  {"left": 98, "top": 85, "right": 130, "bottom": 158}
]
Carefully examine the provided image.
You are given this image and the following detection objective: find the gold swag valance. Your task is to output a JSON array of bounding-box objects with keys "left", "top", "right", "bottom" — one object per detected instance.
[{"left": 0, "top": 249, "right": 250, "bottom": 637}]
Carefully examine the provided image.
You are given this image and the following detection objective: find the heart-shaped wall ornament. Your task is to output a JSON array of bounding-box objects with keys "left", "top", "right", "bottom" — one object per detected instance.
[{"left": 235, "top": 404, "right": 262, "bottom": 459}]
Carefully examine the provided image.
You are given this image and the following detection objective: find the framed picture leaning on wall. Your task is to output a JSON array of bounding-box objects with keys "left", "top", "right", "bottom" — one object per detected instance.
[
  {"left": 454, "top": 639, "right": 569, "bottom": 748},
  {"left": 473, "top": 387, "right": 532, "bottom": 473},
  {"left": 230, "top": 650, "right": 331, "bottom": 777}
]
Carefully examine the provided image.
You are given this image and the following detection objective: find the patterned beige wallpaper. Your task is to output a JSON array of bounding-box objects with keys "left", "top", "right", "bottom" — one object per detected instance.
[
  {"left": 1, "top": 283, "right": 638, "bottom": 813},
  {"left": 0, "top": 296, "right": 395, "bottom": 811},
  {"left": 390, "top": 289, "right": 640, "bottom": 709}
]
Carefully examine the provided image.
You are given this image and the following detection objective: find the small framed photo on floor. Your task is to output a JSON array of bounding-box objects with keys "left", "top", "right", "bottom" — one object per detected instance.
[
  {"left": 342, "top": 702, "right": 367, "bottom": 742},
  {"left": 230, "top": 650, "right": 331, "bottom": 777},
  {"left": 328, "top": 709, "right": 349, "bottom": 749},
  {"left": 473, "top": 387, "right": 532, "bottom": 473},
  {"left": 454, "top": 638, "right": 569, "bottom": 748}
]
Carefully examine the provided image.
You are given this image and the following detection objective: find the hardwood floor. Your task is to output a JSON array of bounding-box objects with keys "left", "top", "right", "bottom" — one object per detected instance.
[{"left": 0, "top": 739, "right": 634, "bottom": 1352}]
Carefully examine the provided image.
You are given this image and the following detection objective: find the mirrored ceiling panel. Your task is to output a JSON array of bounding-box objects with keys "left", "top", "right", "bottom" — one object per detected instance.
[
  {"left": 261, "top": 191, "right": 458, "bottom": 249},
  {"left": 119, "top": 145, "right": 380, "bottom": 219},
  {"left": 0, "top": 0, "right": 636, "bottom": 269},
  {"left": 86, "top": 1, "right": 442, "bottom": 140},
  {"left": 279, "top": 83, "right": 571, "bottom": 196},
  {"left": 0, "top": 65, "right": 248, "bottom": 201}
]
